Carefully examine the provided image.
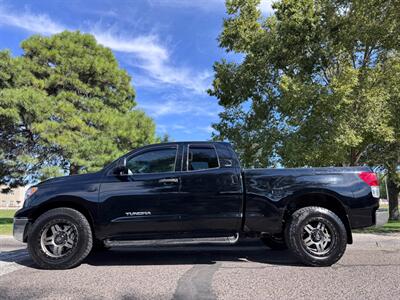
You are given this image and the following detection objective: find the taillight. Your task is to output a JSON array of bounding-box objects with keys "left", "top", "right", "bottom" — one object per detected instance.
[
  {"left": 358, "top": 172, "right": 379, "bottom": 186},
  {"left": 358, "top": 172, "right": 380, "bottom": 198}
]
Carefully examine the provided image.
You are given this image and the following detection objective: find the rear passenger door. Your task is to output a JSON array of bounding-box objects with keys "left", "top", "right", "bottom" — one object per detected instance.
[{"left": 178, "top": 143, "right": 243, "bottom": 234}]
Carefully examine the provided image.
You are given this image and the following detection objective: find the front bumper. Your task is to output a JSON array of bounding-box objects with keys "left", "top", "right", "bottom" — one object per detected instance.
[
  {"left": 375, "top": 209, "right": 389, "bottom": 227},
  {"left": 13, "top": 217, "right": 30, "bottom": 242}
]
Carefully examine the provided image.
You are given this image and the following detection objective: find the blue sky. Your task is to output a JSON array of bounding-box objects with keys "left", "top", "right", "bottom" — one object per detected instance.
[{"left": 0, "top": 0, "right": 274, "bottom": 141}]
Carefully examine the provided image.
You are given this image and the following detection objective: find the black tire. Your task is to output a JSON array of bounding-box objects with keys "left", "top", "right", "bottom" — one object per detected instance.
[
  {"left": 285, "top": 206, "right": 347, "bottom": 267},
  {"left": 261, "top": 234, "right": 287, "bottom": 250},
  {"left": 27, "top": 208, "right": 93, "bottom": 269}
]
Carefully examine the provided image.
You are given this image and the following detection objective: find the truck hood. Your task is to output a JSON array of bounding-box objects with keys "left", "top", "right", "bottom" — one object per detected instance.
[{"left": 38, "top": 172, "right": 102, "bottom": 186}]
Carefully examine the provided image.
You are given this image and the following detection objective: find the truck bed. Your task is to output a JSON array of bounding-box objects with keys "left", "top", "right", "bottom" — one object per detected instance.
[{"left": 242, "top": 166, "right": 379, "bottom": 233}]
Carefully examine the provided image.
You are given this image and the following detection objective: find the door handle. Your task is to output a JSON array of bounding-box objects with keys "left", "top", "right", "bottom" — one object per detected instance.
[{"left": 159, "top": 178, "right": 179, "bottom": 184}]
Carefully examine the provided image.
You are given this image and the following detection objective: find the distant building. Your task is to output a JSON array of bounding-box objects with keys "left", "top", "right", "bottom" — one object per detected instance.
[{"left": 0, "top": 186, "right": 27, "bottom": 209}]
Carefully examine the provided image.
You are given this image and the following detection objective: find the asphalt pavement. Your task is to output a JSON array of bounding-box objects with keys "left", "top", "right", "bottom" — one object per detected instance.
[{"left": 0, "top": 233, "right": 399, "bottom": 300}]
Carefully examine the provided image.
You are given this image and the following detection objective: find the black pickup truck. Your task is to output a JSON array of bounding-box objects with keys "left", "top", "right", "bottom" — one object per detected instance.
[{"left": 14, "top": 141, "right": 388, "bottom": 269}]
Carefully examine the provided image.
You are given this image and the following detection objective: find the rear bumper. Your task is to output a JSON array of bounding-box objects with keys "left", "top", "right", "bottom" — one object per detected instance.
[
  {"left": 13, "top": 217, "right": 30, "bottom": 242},
  {"left": 375, "top": 209, "right": 389, "bottom": 227}
]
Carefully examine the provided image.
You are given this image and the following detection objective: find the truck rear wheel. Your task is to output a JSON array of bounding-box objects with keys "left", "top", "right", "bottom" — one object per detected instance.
[
  {"left": 285, "top": 206, "right": 347, "bottom": 267},
  {"left": 27, "top": 208, "right": 93, "bottom": 269}
]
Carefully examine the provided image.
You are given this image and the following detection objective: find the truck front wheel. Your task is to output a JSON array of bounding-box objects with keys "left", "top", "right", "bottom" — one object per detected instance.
[
  {"left": 27, "top": 208, "right": 93, "bottom": 269},
  {"left": 285, "top": 206, "right": 347, "bottom": 267}
]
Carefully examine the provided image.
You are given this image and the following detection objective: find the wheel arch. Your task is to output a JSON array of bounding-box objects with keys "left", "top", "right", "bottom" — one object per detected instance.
[
  {"left": 29, "top": 197, "right": 97, "bottom": 240},
  {"left": 283, "top": 192, "right": 353, "bottom": 244}
]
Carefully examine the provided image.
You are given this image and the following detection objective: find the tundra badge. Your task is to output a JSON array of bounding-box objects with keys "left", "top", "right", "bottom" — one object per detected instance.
[{"left": 125, "top": 211, "right": 151, "bottom": 216}]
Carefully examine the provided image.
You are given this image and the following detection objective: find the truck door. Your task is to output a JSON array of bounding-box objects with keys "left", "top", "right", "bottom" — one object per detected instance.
[
  {"left": 178, "top": 143, "right": 243, "bottom": 234},
  {"left": 98, "top": 144, "right": 183, "bottom": 238}
]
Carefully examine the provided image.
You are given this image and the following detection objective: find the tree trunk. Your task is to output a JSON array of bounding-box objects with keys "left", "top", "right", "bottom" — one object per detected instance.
[{"left": 387, "top": 173, "right": 400, "bottom": 221}]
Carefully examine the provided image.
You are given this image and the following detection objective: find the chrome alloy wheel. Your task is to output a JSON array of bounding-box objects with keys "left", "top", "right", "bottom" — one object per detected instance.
[
  {"left": 302, "top": 221, "right": 333, "bottom": 255},
  {"left": 40, "top": 222, "right": 78, "bottom": 258}
]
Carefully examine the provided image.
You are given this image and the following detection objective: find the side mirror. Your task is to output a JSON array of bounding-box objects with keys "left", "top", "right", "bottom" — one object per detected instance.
[{"left": 113, "top": 158, "right": 128, "bottom": 175}]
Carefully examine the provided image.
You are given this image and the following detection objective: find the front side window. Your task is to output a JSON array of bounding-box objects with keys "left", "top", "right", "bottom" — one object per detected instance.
[
  {"left": 188, "top": 146, "right": 219, "bottom": 171},
  {"left": 127, "top": 148, "right": 177, "bottom": 174}
]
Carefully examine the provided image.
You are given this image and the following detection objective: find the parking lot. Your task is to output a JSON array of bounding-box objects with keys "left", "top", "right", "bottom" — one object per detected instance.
[{"left": 1, "top": 233, "right": 399, "bottom": 300}]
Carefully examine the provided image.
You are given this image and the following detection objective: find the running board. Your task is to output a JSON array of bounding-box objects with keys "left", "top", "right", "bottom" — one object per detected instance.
[{"left": 104, "top": 233, "right": 240, "bottom": 247}]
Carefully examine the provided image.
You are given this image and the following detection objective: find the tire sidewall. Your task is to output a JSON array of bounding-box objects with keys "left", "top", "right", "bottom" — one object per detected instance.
[
  {"left": 287, "top": 207, "right": 347, "bottom": 266},
  {"left": 28, "top": 208, "right": 92, "bottom": 269}
]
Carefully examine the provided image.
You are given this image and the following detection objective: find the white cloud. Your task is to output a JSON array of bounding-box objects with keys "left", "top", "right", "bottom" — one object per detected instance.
[
  {"left": 93, "top": 30, "right": 168, "bottom": 61},
  {"left": 259, "top": 0, "right": 275, "bottom": 15},
  {"left": 103, "top": 30, "right": 212, "bottom": 94},
  {"left": 197, "top": 125, "right": 214, "bottom": 134},
  {"left": 0, "top": 5, "right": 211, "bottom": 94},
  {"left": 0, "top": 6, "right": 63, "bottom": 35},
  {"left": 139, "top": 97, "right": 221, "bottom": 118},
  {"left": 156, "top": 123, "right": 215, "bottom": 137},
  {"left": 147, "top": 0, "right": 275, "bottom": 16},
  {"left": 147, "top": 0, "right": 224, "bottom": 11},
  {"left": 157, "top": 124, "right": 187, "bottom": 134},
  {"left": 156, "top": 124, "right": 168, "bottom": 134}
]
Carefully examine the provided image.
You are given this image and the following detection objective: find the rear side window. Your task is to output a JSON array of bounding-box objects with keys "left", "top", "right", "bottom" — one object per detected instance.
[{"left": 188, "top": 146, "right": 219, "bottom": 171}]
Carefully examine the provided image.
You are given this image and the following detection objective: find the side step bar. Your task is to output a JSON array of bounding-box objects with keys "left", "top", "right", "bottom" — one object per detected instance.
[{"left": 104, "top": 233, "right": 240, "bottom": 247}]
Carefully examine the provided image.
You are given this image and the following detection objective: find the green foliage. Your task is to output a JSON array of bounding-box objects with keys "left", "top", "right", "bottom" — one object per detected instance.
[
  {"left": 0, "top": 31, "right": 157, "bottom": 186},
  {"left": 210, "top": 0, "right": 400, "bottom": 218},
  {"left": 211, "top": 0, "right": 400, "bottom": 167}
]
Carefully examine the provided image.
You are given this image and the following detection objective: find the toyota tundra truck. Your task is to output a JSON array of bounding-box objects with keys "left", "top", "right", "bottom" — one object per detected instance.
[{"left": 13, "top": 141, "right": 388, "bottom": 269}]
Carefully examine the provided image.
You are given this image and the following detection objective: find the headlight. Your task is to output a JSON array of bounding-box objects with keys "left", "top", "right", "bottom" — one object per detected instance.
[{"left": 24, "top": 186, "right": 38, "bottom": 207}]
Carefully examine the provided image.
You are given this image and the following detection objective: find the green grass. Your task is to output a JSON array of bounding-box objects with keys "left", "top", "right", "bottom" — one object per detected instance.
[
  {"left": 355, "top": 220, "right": 400, "bottom": 233},
  {"left": 0, "top": 209, "right": 16, "bottom": 235},
  {"left": 385, "top": 220, "right": 400, "bottom": 229}
]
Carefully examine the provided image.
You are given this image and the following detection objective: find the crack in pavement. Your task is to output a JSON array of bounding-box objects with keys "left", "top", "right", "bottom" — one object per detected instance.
[{"left": 173, "top": 255, "right": 221, "bottom": 300}]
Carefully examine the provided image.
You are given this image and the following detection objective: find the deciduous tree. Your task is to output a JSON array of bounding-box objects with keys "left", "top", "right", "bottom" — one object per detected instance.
[{"left": 209, "top": 0, "right": 400, "bottom": 219}]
